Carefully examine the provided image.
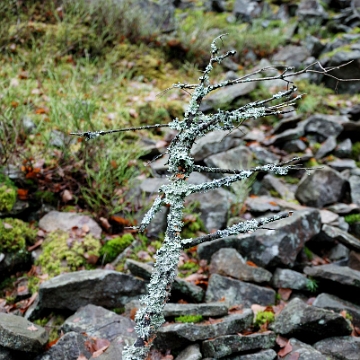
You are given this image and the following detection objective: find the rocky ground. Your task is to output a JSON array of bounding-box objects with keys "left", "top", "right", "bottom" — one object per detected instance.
[{"left": 2, "top": 0, "right": 360, "bottom": 359}]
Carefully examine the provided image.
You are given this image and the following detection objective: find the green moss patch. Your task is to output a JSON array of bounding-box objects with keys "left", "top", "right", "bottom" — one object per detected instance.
[
  {"left": 254, "top": 311, "right": 275, "bottom": 327},
  {"left": 174, "top": 315, "right": 203, "bottom": 323},
  {"left": 99, "top": 233, "right": 134, "bottom": 263},
  {"left": 0, "top": 184, "right": 16, "bottom": 213}
]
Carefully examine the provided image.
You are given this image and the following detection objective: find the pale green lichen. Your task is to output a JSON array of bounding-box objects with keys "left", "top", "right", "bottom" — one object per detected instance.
[
  {"left": 0, "top": 218, "right": 37, "bottom": 253},
  {"left": 36, "top": 230, "right": 101, "bottom": 277},
  {"left": 0, "top": 184, "right": 16, "bottom": 213}
]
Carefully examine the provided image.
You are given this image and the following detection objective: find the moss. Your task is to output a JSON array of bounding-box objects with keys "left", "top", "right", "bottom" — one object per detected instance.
[
  {"left": 99, "top": 233, "right": 134, "bottom": 263},
  {"left": 36, "top": 230, "right": 101, "bottom": 277},
  {"left": 0, "top": 218, "right": 37, "bottom": 253},
  {"left": 178, "top": 261, "right": 200, "bottom": 278},
  {"left": 351, "top": 142, "right": 360, "bottom": 160},
  {"left": 283, "top": 176, "right": 300, "bottom": 185},
  {"left": 174, "top": 315, "right": 203, "bottom": 323},
  {"left": 312, "top": 142, "right": 322, "bottom": 154},
  {"left": 344, "top": 214, "right": 360, "bottom": 224},
  {"left": 0, "top": 184, "right": 16, "bottom": 213},
  {"left": 269, "top": 189, "right": 280, "bottom": 198},
  {"left": 254, "top": 311, "right": 275, "bottom": 327}
]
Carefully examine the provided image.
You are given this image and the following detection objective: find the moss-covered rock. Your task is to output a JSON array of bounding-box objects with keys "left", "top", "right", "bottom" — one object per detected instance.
[
  {"left": 99, "top": 233, "right": 134, "bottom": 263},
  {"left": 0, "top": 218, "right": 37, "bottom": 253},
  {"left": 36, "top": 230, "right": 101, "bottom": 277},
  {"left": 0, "top": 184, "right": 16, "bottom": 213}
]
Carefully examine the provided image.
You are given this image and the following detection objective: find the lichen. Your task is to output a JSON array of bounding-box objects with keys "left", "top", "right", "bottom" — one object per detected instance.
[
  {"left": 0, "top": 184, "right": 16, "bottom": 213},
  {"left": 0, "top": 218, "right": 37, "bottom": 253},
  {"left": 36, "top": 230, "right": 101, "bottom": 277},
  {"left": 99, "top": 233, "right": 134, "bottom": 263}
]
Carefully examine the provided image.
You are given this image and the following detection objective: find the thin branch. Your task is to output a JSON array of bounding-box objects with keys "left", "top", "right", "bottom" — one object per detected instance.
[{"left": 182, "top": 211, "right": 293, "bottom": 248}]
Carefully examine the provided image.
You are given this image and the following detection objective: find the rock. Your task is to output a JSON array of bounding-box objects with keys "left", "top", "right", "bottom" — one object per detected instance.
[
  {"left": 190, "top": 129, "right": 244, "bottom": 162},
  {"left": 328, "top": 243, "right": 349, "bottom": 261},
  {"left": 0, "top": 313, "right": 48, "bottom": 353},
  {"left": 245, "top": 196, "right": 281, "bottom": 213},
  {"left": 39, "top": 211, "right": 102, "bottom": 238},
  {"left": 62, "top": 304, "right": 136, "bottom": 342},
  {"left": 314, "top": 336, "right": 360, "bottom": 359},
  {"left": 349, "top": 175, "right": 360, "bottom": 206},
  {"left": 198, "top": 209, "right": 321, "bottom": 268},
  {"left": 146, "top": 207, "right": 168, "bottom": 238},
  {"left": 328, "top": 158, "right": 357, "bottom": 171},
  {"left": 296, "top": 0, "right": 328, "bottom": 25},
  {"left": 268, "top": 124, "right": 306, "bottom": 145},
  {"left": 202, "top": 331, "right": 276, "bottom": 358},
  {"left": 320, "top": 224, "right": 360, "bottom": 251},
  {"left": 154, "top": 310, "right": 253, "bottom": 350},
  {"left": 262, "top": 174, "right": 295, "bottom": 201},
  {"left": 282, "top": 338, "right": 327, "bottom": 360},
  {"left": 38, "top": 270, "right": 146, "bottom": 311},
  {"left": 271, "top": 268, "right": 309, "bottom": 290},
  {"left": 209, "top": 248, "right": 272, "bottom": 283},
  {"left": 139, "top": 177, "right": 169, "bottom": 194},
  {"left": 248, "top": 145, "right": 280, "bottom": 165},
  {"left": 319, "top": 209, "right": 339, "bottom": 224},
  {"left": 174, "top": 344, "right": 202, "bottom": 360},
  {"left": 304, "top": 35, "right": 326, "bottom": 58},
  {"left": 35, "top": 332, "right": 93, "bottom": 360},
  {"left": 89, "top": 334, "right": 134, "bottom": 360},
  {"left": 0, "top": 250, "right": 32, "bottom": 282},
  {"left": 334, "top": 138, "right": 352, "bottom": 158},
  {"left": 295, "top": 166, "right": 349, "bottom": 207},
  {"left": 269, "top": 298, "right": 352, "bottom": 343},
  {"left": 313, "top": 293, "right": 360, "bottom": 327},
  {"left": 315, "top": 136, "right": 337, "bottom": 159},
  {"left": 205, "top": 274, "right": 275, "bottom": 307},
  {"left": 326, "top": 203, "right": 360, "bottom": 214},
  {"left": 282, "top": 139, "right": 307, "bottom": 153},
  {"left": 163, "top": 302, "right": 228, "bottom": 318},
  {"left": 304, "top": 114, "right": 348, "bottom": 140},
  {"left": 200, "top": 81, "right": 256, "bottom": 112},
  {"left": 222, "top": 349, "right": 277, "bottom": 360},
  {"left": 348, "top": 250, "right": 360, "bottom": 271},
  {"left": 272, "top": 45, "right": 311, "bottom": 67},
  {"left": 233, "top": 0, "right": 265, "bottom": 22},
  {"left": 304, "top": 264, "right": 360, "bottom": 301}
]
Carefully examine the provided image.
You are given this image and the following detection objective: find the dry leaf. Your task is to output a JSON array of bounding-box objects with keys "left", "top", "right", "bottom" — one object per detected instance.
[
  {"left": 27, "top": 324, "right": 38, "bottom": 331},
  {"left": 278, "top": 340, "right": 293, "bottom": 357},
  {"left": 99, "top": 217, "right": 111, "bottom": 230},
  {"left": 278, "top": 288, "right": 292, "bottom": 301},
  {"left": 76, "top": 355, "right": 88, "bottom": 360},
  {"left": 62, "top": 189, "right": 73, "bottom": 203},
  {"left": 3, "top": 222, "right": 13, "bottom": 229}
]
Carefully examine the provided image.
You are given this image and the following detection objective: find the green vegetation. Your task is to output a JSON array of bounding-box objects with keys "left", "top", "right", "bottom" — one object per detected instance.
[
  {"left": 0, "top": 218, "right": 37, "bottom": 253},
  {"left": 0, "top": 184, "right": 16, "bottom": 212},
  {"left": 174, "top": 315, "right": 203, "bottom": 323},
  {"left": 99, "top": 233, "right": 134, "bottom": 263},
  {"left": 306, "top": 277, "right": 319, "bottom": 293},
  {"left": 254, "top": 311, "right": 275, "bottom": 327},
  {"left": 303, "top": 246, "right": 313, "bottom": 261},
  {"left": 178, "top": 261, "right": 200, "bottom": 278},
  {"left": 351, "top": 142, "right": 360, "bottom": 160},
  {"left": 344, "top": 213, "right": 360, "bottom": 224},
  {"left": 36, "top": 230, "right": 101, "bottom": 278}
]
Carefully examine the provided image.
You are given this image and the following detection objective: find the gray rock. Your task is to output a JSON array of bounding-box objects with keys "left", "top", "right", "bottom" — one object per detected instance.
[
  {"left": 335, "top": 138, "right": 352, "bottom": 158},
  {"left": 139, "top": 177, "right": 169, "bottom": 194},
  {"left": 326, "top": 203, "right": 360, "bottom": 214},
  {"left": 233, "top": 0, "right": 264, "bottom": 21},
  {"left": 295, "top": 166, "right": 348, "bottom": 207},
  {"left": 89, "top": 334, "right": 134, "bottom": 360},
  {"left": 198, "top": 209, "right": 321, "bottom": 268},
  {"left": 328, "top": 243, "right": 349, "bottom": 261},
  {"left": 35, "top": 332, "right": 93, "bottom": 360},
  {"left": 304, "top": 35, "right": 326, "bottom": 58},
  {"left": 200, "top": 81, "right": 256, "bottom": 112},
  {"left": 349, "top": 175, "right": 360, "bottom": 206},
  {"left": 0, "top": 313, "right": 48, "bottom": 353},
  {"left": 39, "top": 211, "right": 102, "bottom": 238},
  {"left": 0, "top": 249, "right": 32, "bottom": 282},
  {"left": 205, "top": 274, "right": 275, "bottom": 307},
  {"left": 269, "top": 298, "right": 352, "bottom": 342},
  {"left": 190, "top": 129, "right": 244, "bottom": 162},
  {"left": 222, "top": 349, "right": 277, "bottom": 360},
  {"left": 314, "top": 336, "right": 360, "bottom": 359},
  {"left": 271, "top": 268, "right": 309, "bottom": 290},
  {"left": 305, "top": 114, "right": 348, "bottom": 140},
  {"left": 262, "top": 174, "right": 295, "bottom": 201},
  {"left": 283, "top": 338, "right": 327, "bottom": 360},
  {"left": 272, "top": 45, "right": 311, "bottom": 67},
  {"left": 319, "top": 209, "right": 339, "bottom": 224},
  {"left": 245, "top": 196, "right": 281, "bottom": 212},
  {"left": 296, "top": 0, "right": 328, "bottom": 25},
  {"left": 62, "top": 304, "right": 136, "bottom": 341},
  {"left": 328, "top": 158, "right": 357, "bottom": 171},
  {"left": 22, "top": 116, "right": 36, "bottom": 134},
  {"left": 38, "top": 270, "right": 146, "bottom": 311},
  {"left": 154, "top": 310, "right": 253, "bottom": 350},
  {"left": 164, "top": 302, "right": 228, "bottom": 318},
  {"left": 269, "top": 124, "right": 306, "bottom": 145},
  {"left": 349, "top": 250, "right": 360, "bottom": 271},
  {"left": 321, "top": 224, "right": 360, "bottom": 251},
  {"left": 202, "top": 331, "right": 276, "bottom": 358},
  {"left": 315, "top": 136, "right": 337, "bottom": 159},
  {"left": 174, "top": 344, "right": 202, "bottom": 360},
  {"left": 282, "top": 139, "right": 307, "bottom": 153},
  {"left": 313, "top": 293, "right": 360, "bottom": 327},
  {"left": 249, "top": 145, "right": 280, "bottom": 165},
  {"left": 209, "top": 248, "right": 272, "bottom": 283},
  {"left": 146, "top": 207, "right": 168, "bottom": 238}
]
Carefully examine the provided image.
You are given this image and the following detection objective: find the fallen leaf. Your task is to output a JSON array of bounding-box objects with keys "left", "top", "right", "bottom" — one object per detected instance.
[
  {"left": 287, "top": 352, "right": 300, "bottom": 360},
  {"left": 276, "top": 335, "right": 289, "bottom": 348},
  {"left": 278, "top": 288, "right": 292, "bottom": 301},
  {"left": 278, "top": 340, "right": 292, "bottom": 357},
  {"left": 76, "top": 355, "right": 88, "bottom": 360},
  {"left": 62, "top": 189, "right": 73, "bottom": 203},
  {"left": 3, "top": 222, "right": 13, "bottom": 229},
  {"left": 17, "top": 188, "right": 29, "bottom": 200},
  {"left": 99, "top": 217, "right": 111, "bottom": 231},
  {"left": 246, "top": 260, "right": 258, "bottom": 267},
  {"left": 251, "top": 304, "right": 266, "bottom": 317},
  {"left": 82, "top": 224, "right": 90, "bottom": 234},
  {"left": 27, "top": 324, "right": 38, "bottom": 331},
  {"left": 28, "top": 239, "right": 43, "bottom": 252}
]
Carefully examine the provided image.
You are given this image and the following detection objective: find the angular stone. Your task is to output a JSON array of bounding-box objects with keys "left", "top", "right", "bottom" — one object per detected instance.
[
  {"left": 0, "top": 313, "right": 48, "bottom": 353},
  {"left": 39, "top": 211, "right": 102, "bottom": 238},
  {"left": 335, "top": 138, "right": 352, "bottom": 158},
  {"left": 271, "top": 268, "right": 309, "bottom": 290},
  {"left": 314, "top": 336, "right": 360, "bottom": 359},
  {"left": 249, "top": 145, "right": 280, "bottom": 165},
  {"left": 174, "top": 344, "right": 202, "bottom": 360},
  {"left": 319, "top": 210, "right": 339, "bottom": 224},
  {"left": 62, "top": 304, "right": 136, "bottom": 342},
  {"left": 222, "top": 349, "right": 277, "bottom": 360},
  {"left": 198, "top": 209, "right": 321, "bottom": 268},
  {"left": 295, "top": 166, "right": 348, "bottom": 207},
  {"left": 209, "top": 248, "right": 272, "bottom": 283},
  {"left": 349, "top": 250, "right": 360, "bottom": 271},
  {"left": 163, "top": 303, "right": 228, "bottom": 318},
  {"left": 245, "top": 196, "right": 281, "bottom": 213},
  {"left": 38, "top": 270, "right": 146, "bottom": 311},
  {"left": 205, "top": 274, "right": 275, "bottom": 307},
  {"left": 269, "top": 298, "right": 352, "bottom": 343},
  {"left": 321, "top": 224, "right": 360, "bottom": 251},
  {"left": 313, "top": 293, "right": 360, "bottom": 327},
  {"left": 202, "top": 331, "right": 276, "bottom": 358},
  {"left": 262, "top": 175, "right": 295, "bottom": 201},
  {"left": 304, "top": 114, "right": 347, "bottom": 139},
  {"left": 154, "top": 310, "right": 253, "bottom": 350},
  {"left": 315, "top": 136, "right": 337, "bottom": 159},
  {"left": 139, "top": 177, "right": 169, "bottom": 194},
  {"left": 328, "top": 158, "right": 357, "bottom": 171},
  {"left": 349, "top": 175, "right": 360, "bottom": 206},
  {"left": 35, "top": 332, "right": 93, "bottom": 360},
  {"left": 190, "top": 129, "right": 244, "bottom": 162},
  {"left": 328, "top": 243, "right": 349, "bottom": 261},
  {"left": 282, "top": 338, "right": 326, "bottom": 360}
]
